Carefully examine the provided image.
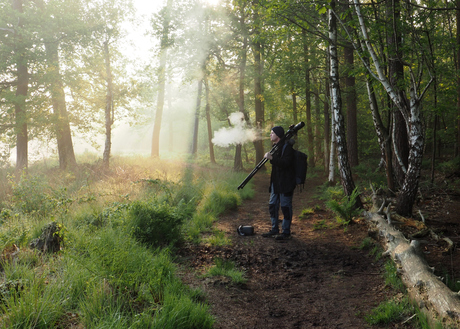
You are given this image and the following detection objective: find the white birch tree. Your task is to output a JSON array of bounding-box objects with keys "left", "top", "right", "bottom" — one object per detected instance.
[
  {"left": 328, "top": 0, "right": 362, "bottom": 207},
  {"left": 351, "top": 0, "right": 433, "bottom": 215}
]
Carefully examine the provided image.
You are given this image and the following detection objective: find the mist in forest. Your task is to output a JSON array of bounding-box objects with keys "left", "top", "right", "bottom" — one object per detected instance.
[
  {"left": 2, "top": 0, "right": 240, "bottom": 166},
  {"left": 212, "top": 112, "right": 262, "bottom": 147}
]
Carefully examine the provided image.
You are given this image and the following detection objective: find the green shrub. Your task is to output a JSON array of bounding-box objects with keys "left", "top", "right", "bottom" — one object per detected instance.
[
  {"left": 128, "top": 201, "right": 184, "bottom": 248},
  {"left": 9, "top": 174, "right": 56, "bottom": 217}
]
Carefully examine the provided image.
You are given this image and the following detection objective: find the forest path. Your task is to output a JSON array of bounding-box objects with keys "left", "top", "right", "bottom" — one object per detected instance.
[{"left": 179, "top": 172, "right": 412, "bottom": 329}]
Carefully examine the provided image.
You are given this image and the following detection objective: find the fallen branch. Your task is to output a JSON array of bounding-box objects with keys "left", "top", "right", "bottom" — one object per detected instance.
[
  {"left": 409, "top": 227, "right": 455, "bottom": 256},
  {"left": 385, "top": 202, "right": 392, "bottom": 225},
  {"left": 401, "top": 313, "right": 417, "bottom": 324},
  {"left": 418, "top": 210, "right": 425, "bottom": 223}
]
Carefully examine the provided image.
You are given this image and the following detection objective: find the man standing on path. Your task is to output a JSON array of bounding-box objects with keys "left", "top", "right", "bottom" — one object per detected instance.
[{"left": 262, "top": 126, "right": 296, "bottom": 241}]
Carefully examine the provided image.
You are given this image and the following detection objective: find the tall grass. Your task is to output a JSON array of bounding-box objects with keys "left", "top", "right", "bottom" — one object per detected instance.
[{"left": 0, "top": 156, "right": 251, "bottom": 328}]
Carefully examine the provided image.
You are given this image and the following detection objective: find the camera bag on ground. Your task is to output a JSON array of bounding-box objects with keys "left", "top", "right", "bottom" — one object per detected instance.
[{"left": 237, "top": 225, "right": 254, "bottom": 236}]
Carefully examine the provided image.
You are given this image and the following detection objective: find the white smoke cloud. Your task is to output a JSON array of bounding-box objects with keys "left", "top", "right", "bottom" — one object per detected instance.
[{"left": 212, "top": 112, "right": 261, "bottom": 147}]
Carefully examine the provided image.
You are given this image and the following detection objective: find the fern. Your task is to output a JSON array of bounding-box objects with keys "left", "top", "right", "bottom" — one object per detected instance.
[{"left": 326, "top": 187, "right": 361, "bottom": 225}]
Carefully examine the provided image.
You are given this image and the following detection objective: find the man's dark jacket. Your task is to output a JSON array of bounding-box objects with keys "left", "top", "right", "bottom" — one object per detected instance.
[{"left": 269, "top": 139, "right": 296, "bottom": 194}]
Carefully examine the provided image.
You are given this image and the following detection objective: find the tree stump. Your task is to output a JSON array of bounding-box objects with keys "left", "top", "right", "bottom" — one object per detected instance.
[{"left": 30, "top": 221, "right": 63, "bottom": 253}]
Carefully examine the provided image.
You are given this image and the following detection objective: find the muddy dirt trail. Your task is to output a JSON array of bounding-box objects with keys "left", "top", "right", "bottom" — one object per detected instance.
[{"left": 179, "top": 173, "right": 414, "bottom": 329}]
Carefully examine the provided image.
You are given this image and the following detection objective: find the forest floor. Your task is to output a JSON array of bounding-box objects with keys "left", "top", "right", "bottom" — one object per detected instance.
[{"left": 178, "top": 169, "right": 460, "bottom": 329}]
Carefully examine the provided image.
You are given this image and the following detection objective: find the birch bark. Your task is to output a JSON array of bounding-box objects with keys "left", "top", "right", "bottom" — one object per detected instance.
[{"left": 328, "top": 2, "right": 362, "bottom": 208}]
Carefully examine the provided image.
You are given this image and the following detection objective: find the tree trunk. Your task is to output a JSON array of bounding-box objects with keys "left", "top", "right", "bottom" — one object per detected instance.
[
  {"left": 457, "top": 0, "right": 460, "bottom": 157},
  {"left": 303, "top": 31, "right": 314, "bottom": 169},
  {"left": 292, "top": 90, "right": 297, "bottom": 123},
  {"left": 324, "top": 64, "right": 331, "bottom": 174},
  {"left": 395, "top": 95, "right": 425, "bottom": 216},
  {"left": 168, "top": 82, "right": 173, "bottom": 152},
  {"left": 344, "top": 43, "right": 358, "bottom": 167},
  {"left": 151, "top": 0, "right": 172, "bottom": 158},
  {"left": 431, "top": 114, "right": 438, "bottom": 184},
  {"left": 45, "top": 40, "right": 76, "bottom": 170},
  {"left": 253, "top": 31, "right": 265, "bottom": 167},
  {"left": 191, "top": 79, "right": 202, "bottom": 155},
  {"left": 234, "top": 145, "right": 243, "bottom": 171},
  {"left": 328, "top": 102, "right": 336, "bottom": 184},
  {"left": 314, "top": 78, "right": 321, "bottom": 168},
  {"left": 392, "top": 110, "right": 409, "bottom": 187},
  {"left": 102, "top": 40, "right": 113, "bottom": 168},
  {"left": 387, "top": 0, "right": 409, "bottom": 187},
  {"left": 427, "top": 33, "right": 437, "bottom": 184},
  {"left": 234, "top": 5, "right": 247, "bottom": 172},
  {"left": 204, "top": 78, "right": 215, "bottom": 164},
  {"left": 13, "top": 0, "right": 28, "bottom": 174},
  {"left": 329, "top": 2, "right": 362, "bottom": 207},
  {"left": 365, "top": 75, "right": 395, "bottom": 191},
  {"left": 328, "top": 8, "right": 337, "bottom": 184},
  {"left": 152, "top": 45, "right": 166, "bottom": 157},
  {"left": 359, "top": 32, "right": 395, "bottom": 190}
]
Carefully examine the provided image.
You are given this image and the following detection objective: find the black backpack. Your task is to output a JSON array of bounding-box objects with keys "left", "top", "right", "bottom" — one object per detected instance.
[
  {"left": 283, "top": 144, "right": 308, "bottom": 190},
  {"left": 294, "top": 150, "right": 308, "bottom": 186}
]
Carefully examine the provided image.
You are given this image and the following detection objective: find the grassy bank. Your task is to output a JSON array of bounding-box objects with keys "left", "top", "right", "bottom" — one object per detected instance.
[{"left": 0, "top": 156, "right": 252, "bottom": 328}]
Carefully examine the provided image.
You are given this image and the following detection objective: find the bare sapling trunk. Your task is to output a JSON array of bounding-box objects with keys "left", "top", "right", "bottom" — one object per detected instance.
[{"left": 102, "top": 40, "right": 113, "bottom": 168}]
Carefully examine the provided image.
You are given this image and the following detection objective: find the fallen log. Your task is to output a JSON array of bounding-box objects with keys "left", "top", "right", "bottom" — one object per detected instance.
[{"left": 364, "top": 210, "right": 460, "bottom": 327}]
